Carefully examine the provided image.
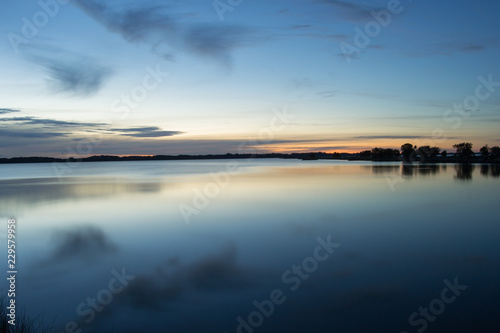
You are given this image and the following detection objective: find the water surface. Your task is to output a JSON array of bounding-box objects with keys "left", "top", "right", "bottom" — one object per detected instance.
[{"left": 1, "top": 160, "right": 499, "bottom": 332}]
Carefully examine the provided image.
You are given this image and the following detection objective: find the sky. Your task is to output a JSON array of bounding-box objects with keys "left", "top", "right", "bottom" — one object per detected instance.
[{"left": 0, "top": 0, "right": 499, "bottom": 157}]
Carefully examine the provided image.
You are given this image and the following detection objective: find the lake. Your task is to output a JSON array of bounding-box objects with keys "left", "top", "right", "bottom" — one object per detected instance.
[{"left": 1, "top": 159, "right": 499, "bottom": 333}]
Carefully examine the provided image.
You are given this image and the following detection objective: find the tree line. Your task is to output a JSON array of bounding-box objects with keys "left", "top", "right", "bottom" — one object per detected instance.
[{"left": 358, "top": 142, "right": 500, "bottom": 162}]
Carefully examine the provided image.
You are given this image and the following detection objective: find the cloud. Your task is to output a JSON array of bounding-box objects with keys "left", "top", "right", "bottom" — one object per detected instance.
[
  {"left": 367, "top": 44, "right": 385, "bottom": 50},
  {"left": 112, "top": 126, "right": 162, "bottom": 133},
  {"left": 71, "top": 1, "right": 177, "bottom": 43},
  {"left": 0, "top": 113, "right": 106, "bottom": 140},
  {"left": 0, "top": 116, "right": 104, "bottom": 128},
  {"left": 279, "top": 145, "right": 359, "bottom": 152},
  {"left": 319, "top": 0, "right": 382, "bottom": 22},
  {"left": 111, "top": 127, "right": 184, "bottom": 138},
  {"left": 0, "top": 109, "right": 185, "bottom": 148},
  {"left": 438, "top": 41, "right": 492, "bottom": 54},
  {"left": 182, "top": 25, "right": 252, "bottom": 65},
  {"left": 47, "top": 226, "right": 117, "bottom": 263},
  {"left": 0, "top": 136, "right": 352, "bottom": 157},
  {"left": 39, "top": 56, "right": 112, "bottom": 96},
  {"left": 354, "top": 135, "right": 430, "bottom": 140},
  {"left": 20, "top": 42, "right": 113, "bottom": 97},
  {"left": 0, "top": 128, "right": 68, "bottom": 138},
  {"left": 71, "top": 0, "right": 251, "bottom": 66},
  {"left": 122, "top": 131, "right": 183, "bottom": 138},
  {"left": 290, "top": 25, "right": 312, "bottom": 30},
  {"left": 318, "top": 89, "right": 396, "bottom": 100},
  {"left": 408, "top": 40, "right": 498, "bottom": 57},
  {"left": 0, "top": 108, "right": 20, "bottom": 114},
  {"left": 326, "top": 34, "right": 349, "bottom": 42},
  {"left": 461, "top": 44, "right": 486, "bottom": 52}
]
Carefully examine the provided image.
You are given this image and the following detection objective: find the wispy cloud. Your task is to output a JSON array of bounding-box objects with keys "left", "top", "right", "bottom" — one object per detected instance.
[
  {"left": 0, "top": 113, "right": 104, "bottom": 139},
  {"left": 0, "top": 108, "right": 20, "bottom": 114},
  {"left": 0, "top": 116, "right": 105, "bottom": 128},
  {"left": 21, "top": 44, "right": 113, "bottom": 97},
  {"left": 72, "top": 1, "right": 177, "bottom": 46},
  {"left": 354, "top": 135, "right": 430, "bottom": 140},
  {"left": 182, "top": 25, "right": 252, "bottom": 66},
  {"left": 290, "top": 24, "right": 312, "bottom": 30},
  {"left": 42, "top": 58, "right": 112, "bottom": 96},
  {"left": 69, "top": 0, "right": 254, "bottom": 65},
  {"left": 437, "top": 41, "right": 493, "bottom": 54},
  {"left": 318, "top": 0, "right": 382, "bottom": 22},
  {"left": 0, "top": 128, "right": 69, "bottom": 138},
  {"left": 111, "top": 126, "right": 184, "bottom": 138},
  {"left": 317, "top": 90, "right": 397, "bottom": 100},
  {"left": 70, "top": 0, "right": 252, "bottom": 66},
  {"left": 0, "top": 109, "right": 184, "bottom": 146},
  {"left": 407, "top": 39, "right": 499, "bottom": 57}
]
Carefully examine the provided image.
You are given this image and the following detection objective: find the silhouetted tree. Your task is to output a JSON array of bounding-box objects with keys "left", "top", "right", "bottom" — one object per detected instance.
[
  {"left": 480, "top": 145, "right": 490, "bottom": 157},
  {"left": 490, "top": 146, "right": 500, "bottom": 159},
  {"left": 417, "top": 146, "right": 440, "bottom": 162},
  {"left": 400, "top": 143, "right": 415, "bottom": 161},
  {"left": 359, "top": 150, "right": 372, "bottom": 158},
  {"left": 453, "top": 142, "right": 474, "bottom": 159},
  {"left": 371, "top": 148, "right": 399, "bottom": 160},
  {"left": 441, "top": 150, "right": 447, "bottom": 157}
]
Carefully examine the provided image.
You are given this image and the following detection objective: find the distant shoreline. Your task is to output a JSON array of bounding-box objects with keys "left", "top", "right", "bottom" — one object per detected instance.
[{"left": 0, "top": 153, "right": 498, "bottom": 165}]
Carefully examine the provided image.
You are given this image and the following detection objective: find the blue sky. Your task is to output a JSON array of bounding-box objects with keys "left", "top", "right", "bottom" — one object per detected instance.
[{"left": 1, "top": 0, "right": 499, "bottom": 157}]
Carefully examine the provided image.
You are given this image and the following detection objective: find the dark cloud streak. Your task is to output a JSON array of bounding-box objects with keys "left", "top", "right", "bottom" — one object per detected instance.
[
  {"left": 354, "top": 135, "right": 429, "bottom": 140},
  {"left": 0, "top": 128, "right": 68, "bottom": 138},
  {"left": 319, "top": 0, "right": 382, "bottom": 22},
  {"left": 407, "top": 39, "right": 498, "bottom": 57},
  {"left": 21, "top": 44, "right": 113, "bottom": 97},
  {"left": 70, "top": 0, "right": 251, "bottom": 66},
  {"left": 40, "top": 56, "right": 113, "bottom": 96},
  {"left": 0, "top": 116, "right": 105, "bottom": 128},
  {"left": 111, "top": 126, "right": 184, "bottom": 138},
  {"left": 0, "top": 108, "right": 20, "bottom": 114},
  {"left": 183, "top": 25, "right": 252, "bottom": 66}
]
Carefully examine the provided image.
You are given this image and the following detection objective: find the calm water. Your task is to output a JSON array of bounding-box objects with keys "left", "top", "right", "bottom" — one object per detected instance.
[{"left": 1, "top": 160, "right": 499, "bottom": 333}]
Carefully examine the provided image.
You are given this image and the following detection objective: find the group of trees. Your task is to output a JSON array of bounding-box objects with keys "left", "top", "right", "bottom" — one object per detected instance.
[
  {"left": 451, "top": 142, "right": 500, "bottom": 160},
  {"left": 400, "top": 143, "right": 442, "bottom": 162},
  {"left": 359, "top": 142, "right": 500, "bottom": 162},
  {"left": 359, "top": 148, "right": 400, "bottom": 160},
  {"left": 479, "top": 145, "right": 500, "bottom": 158},
  {"left": 403, "top": 142, "right": 500, "bottom": 161}
]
